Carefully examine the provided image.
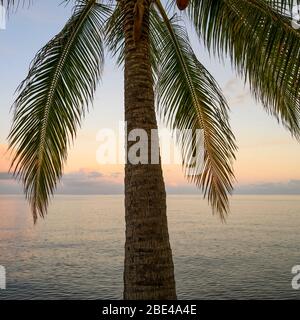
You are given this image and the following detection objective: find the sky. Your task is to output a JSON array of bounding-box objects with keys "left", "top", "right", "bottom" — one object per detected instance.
[{"left": 0, "top": 0, "right": 300, "bottom": 195}]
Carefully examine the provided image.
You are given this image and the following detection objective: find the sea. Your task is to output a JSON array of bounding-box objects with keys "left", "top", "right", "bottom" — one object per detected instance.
[{"left": 0, "top": 195, "right": 299, "bottom": 300}]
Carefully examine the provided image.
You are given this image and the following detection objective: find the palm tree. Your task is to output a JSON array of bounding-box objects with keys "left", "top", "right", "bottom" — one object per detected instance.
[{"left": 3, "top": 0, "right": 300, "bottom": 299}]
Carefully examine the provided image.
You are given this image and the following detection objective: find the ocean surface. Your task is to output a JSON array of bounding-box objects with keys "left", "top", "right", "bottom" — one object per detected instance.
[{"left": 0, "top": 195, "right": 299, "bottom": 300}]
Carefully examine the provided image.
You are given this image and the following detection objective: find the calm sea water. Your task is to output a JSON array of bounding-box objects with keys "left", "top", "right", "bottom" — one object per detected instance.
[{"left": 0, "top": 195, "right": 299, "bottom": 300}]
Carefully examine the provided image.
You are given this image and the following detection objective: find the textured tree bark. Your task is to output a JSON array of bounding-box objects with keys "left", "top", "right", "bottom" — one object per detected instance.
[{"left": 123, "top": 0, "right": 177, "bottom": 300}]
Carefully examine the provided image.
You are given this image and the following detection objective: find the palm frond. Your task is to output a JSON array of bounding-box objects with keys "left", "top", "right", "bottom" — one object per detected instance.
[
  {"left": 8, "top": 0, "right": 109, "bottom": 222},
  {"left": 105, "top": 1, "right": 125, "bottom": 66},
  {"left": 266, "top": 0, "right": 300, "bottom": 14},
  {"left": 189, "top": 0, "right": 300, "bottom": 139},
  {"left": 153, "top": 1, "right": 237, "bottom": 220},
  {"left": 0, "top": 0, "right": 31, "bottom": 10}
]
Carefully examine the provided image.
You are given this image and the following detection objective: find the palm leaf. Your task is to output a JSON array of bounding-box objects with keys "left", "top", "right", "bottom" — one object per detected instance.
[
  {"left": 0, "top": 0, "right": 32, "bottom": 9},
  {"left": 105, "top": 1, "right": 125, "bottom": 66},
  {"left": 188, "top": 0, "right": 300, "bottom": 139},
  {"left": 266, "top": 0, "right": 300, "bottom": 13},
  {"left": 153, "top": 1, "right": 237, "bottom": 219},
  {"left": 8, "top": 0, "right": 109, "bottom": 222}
]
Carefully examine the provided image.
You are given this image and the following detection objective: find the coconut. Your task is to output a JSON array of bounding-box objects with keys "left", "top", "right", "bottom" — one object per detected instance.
[{"left": 176, "top": 0, "right": 189, "bottom": 11}]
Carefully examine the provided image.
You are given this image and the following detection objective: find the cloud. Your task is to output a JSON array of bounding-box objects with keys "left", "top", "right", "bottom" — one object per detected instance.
[
  {"left": 234, "top": 180, "right": 300, "bottom": 195},
  {"left": 223, "top": 78, "right": 251, "bottom": 106},
  {"left": 0, "top": 172, "right": 13, "bottom": 180},
  {"left": 166, "top": 180, "right": 300, "bottom": 195},
  {"left": 0, "top": 170, "right": 123, "bottom": 195},
  {"left": 0, "top": 172, "right": 22, "bottom": 194},
  {"left": 57, "top": 170, "right": 123, "bottom": 195},
  {"left": 0, "top": 170, "right": 299, "bottom": 195}
]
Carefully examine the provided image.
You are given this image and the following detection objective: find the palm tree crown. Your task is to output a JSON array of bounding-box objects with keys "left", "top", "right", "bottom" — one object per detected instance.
[{"left": 2, "top": 0, "right": 300, "bottom": 222}]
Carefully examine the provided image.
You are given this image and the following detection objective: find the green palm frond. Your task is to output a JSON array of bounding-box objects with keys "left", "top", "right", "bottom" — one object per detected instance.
[
  {"left": 188, "top": 0, "right": 300, "bottom": 139},
  {"left": 0, "top": 0, "right": 31, "bottom": 9},
  {"left": 266, "top": 0, "right": 300, "bottom": 13},
  {"left": 153, "top": 1, "right": 237, "bottom": 219},
  {"left": 105, "top": 1, "right": 125, "bottom": 66},
  {"left": 0, "top": 0, "right": 19, "bottom": 7},
  {"left": 8, "top": 0, "right": 109, "bottom": 222}
]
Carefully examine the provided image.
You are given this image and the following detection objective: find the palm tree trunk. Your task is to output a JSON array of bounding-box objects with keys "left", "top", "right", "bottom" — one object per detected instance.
[{"left": 123, "top": 0, "right": 177, "bottom": 300}]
